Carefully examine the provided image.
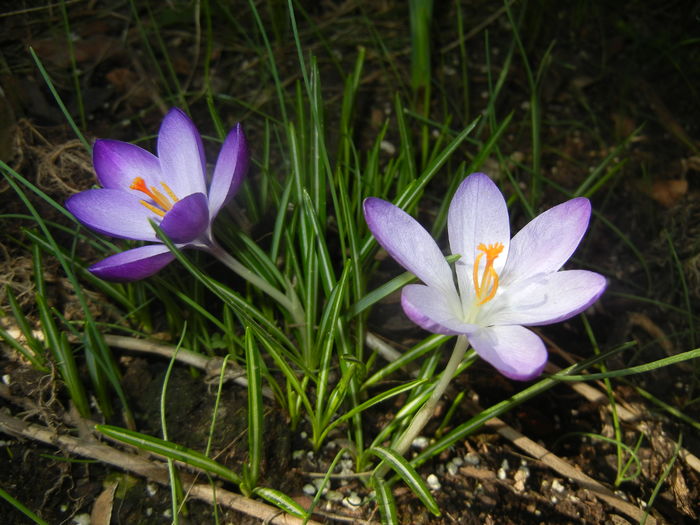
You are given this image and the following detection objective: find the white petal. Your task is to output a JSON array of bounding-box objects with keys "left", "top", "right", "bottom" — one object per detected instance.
[
  {"left": 448, "top": 173, "right": 510, "bottom": 271},
  {"left": 501, "top": 198, "right": 592, "bottom": 286},
  {"left": 364, "top": 198, "right": 457, "bottom": 296},
  {"left": 401, "top": 284, "right": 477, "bottom": 335},
  {"left": 486, "top": 270, "right": 607, "bottom": 326},
  {"left": 448, "top": 173, "right": 510, "bottom": 307},
  {"left": 469, "top": 325, "right": 547, "bottom": 380}
]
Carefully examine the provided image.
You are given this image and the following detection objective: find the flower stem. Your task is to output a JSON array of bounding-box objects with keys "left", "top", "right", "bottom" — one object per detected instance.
[
  {"left": 375, "top": 335, "right": 469, "bottom": 479},
  {"left": 206, "top": 242, "right": 305, "bottom": 328}
]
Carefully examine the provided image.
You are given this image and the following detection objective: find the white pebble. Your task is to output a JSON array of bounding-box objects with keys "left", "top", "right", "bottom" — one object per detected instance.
[
  {"left": 2, "top": 374, "right": 10, "bottom": 385},
  {"left": 464, "top": 453, "right": 480, "bottom": 466},
  {"left": 146, "top": 482, "right": 158, "bottom": 496},
  {"left": 325, "top": 490, "right": 343, "bottom": 502},
  {"left": 302, "top": 484, "right": 316, "bottom": 496},
  {"left": 447, "top": 462, "right": 459, "bottom": 476},
  {"left": 451, "top": 456, "right": 464, "bottom": 467},
  {"left": 426, "top": 473, "right": 441, "bottom": 490},
  {"left": 411, "top": 436, "right": 429, "bottom": 450},
  {"left": 497, "top": 467, "right": 508, "bottom": 480},
  {"left": 551, "top": 479, "right": 566, "bottom": 494},
  {"left": 342, "top": 493, "right": 362, "bottom": 508},
  {"left": 380, "top": 141, "right": 396, "bottom": 155},
  {"left": 71, "top": 514, "right": 90, "bottom": 525}
]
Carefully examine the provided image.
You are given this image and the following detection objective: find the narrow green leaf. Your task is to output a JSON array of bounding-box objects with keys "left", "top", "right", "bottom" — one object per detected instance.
[
  {"left": 372, "top": 475, "right": 398, "bottom": 525},
  {"left": 96, "top": 425, "right": 242, "bottom": 485},
  {"left": 252, "top": 487, "right": 307, "bottom": 518},
  {"left": 245, "top": 327, "right": 264, "bottom": 488},
  {"left": 368, "top": 446, "right": 440, "bottom": 516}
]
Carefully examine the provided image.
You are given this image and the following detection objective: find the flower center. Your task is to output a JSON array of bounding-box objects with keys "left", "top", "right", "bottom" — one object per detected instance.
[
  {"left": 129, "top": 177, "right": 179, "bottom": 217},
  {"left": 472, "top": 242, "right": 504, "bottom": 305}
]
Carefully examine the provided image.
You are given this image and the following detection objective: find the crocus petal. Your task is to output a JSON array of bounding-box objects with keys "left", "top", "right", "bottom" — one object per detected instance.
[
  {"left": 448, "top": 173, "right": 510, "bottom": 306},
  {"left": 159, "top": 193, "right": 210, "bottom": 244},
  {"left": 448, "top": 173, "right": 511, "bottom": 270},
  {"left": 364, "top": 198, "right": 457, "bottom": 296},
  {"left": 468, "top": 325, "right": 547, "bottom": 381},
  {"left": 501, "top": 198, "right": 592, "bottom": 286},
  {"left": 89, "top": 244, "right": 175, "bottom": 282},
  {"left": 93, "top": 139, "right": 163, "bottom": 191},
  {"left": 487, "top": 270, "right": 607, "bottom": 326},
  {"left": 157, "top": 108, "right": 207, "bottom": 197},
  {"left": 208, "top": 123, "right": 249, "bottom": 218},
  {"left": 66, "top": 189, "right": 160, "bottom": 242},
  {"left": 401, "top": 284, "right": 479, "bottom": 335}
]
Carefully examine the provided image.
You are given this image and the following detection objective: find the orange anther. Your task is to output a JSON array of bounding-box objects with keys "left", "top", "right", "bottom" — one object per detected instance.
[
  {"left": 472, "top": 242, "right": 504, "bottom": 305},
  {"left": 130, "top": 177, "right": 179, "bottom": 214}
]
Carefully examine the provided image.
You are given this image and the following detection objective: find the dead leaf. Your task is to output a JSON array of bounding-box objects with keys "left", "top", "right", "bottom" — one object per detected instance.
[
  {"left": 649, "top": 179, "right": 687, "bottom": 208},
  {"left": 91, "top": 480, "right": 117, "bottom": 525}
]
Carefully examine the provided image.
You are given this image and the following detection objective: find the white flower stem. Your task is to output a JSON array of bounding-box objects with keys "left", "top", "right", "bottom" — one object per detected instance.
[
  {"left": 206, "top": 242, "right": 306, "bottom": 329},
  {"left": 375, "top": 334, "right": 469, "bottom": 479}
]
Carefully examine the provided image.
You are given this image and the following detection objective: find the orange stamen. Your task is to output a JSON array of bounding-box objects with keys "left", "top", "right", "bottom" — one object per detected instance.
[
  {"left": 129, "top": 177, "right": 180, "bottom": 214},
  {"left": 472, "top": 242, "right": 504, "bottom": 305}
]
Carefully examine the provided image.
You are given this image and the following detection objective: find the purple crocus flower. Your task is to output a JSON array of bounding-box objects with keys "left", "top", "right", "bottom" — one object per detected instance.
[
  {"left": 363, "top": 172, "right": 607, "bottom": 380},
  {"left": 66, "top": 108, "right": 249, "bottom": 282}
]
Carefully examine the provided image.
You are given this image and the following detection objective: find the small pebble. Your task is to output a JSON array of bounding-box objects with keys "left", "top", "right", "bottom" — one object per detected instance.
[
  {"left": 551, "top": 479, "right": 566, "bottom": 494},
  {"left": 146, "top": 482, "right": 158, "bottom": 496},
  {"left": 380, "top": 140, "right": 396, "bottom": 155},
  {"left": 71, "top": 515, "right": 90, "bottom": 525},
  {"left": 451, "top": 456, "right": 464, "bottom": 467},
  {"left": 464, "top": 452, "right": 480, "bottom": 466},
  {"left": 411, "top": 436, "right": 429, "bottom": 450},
  {"left": 426, "top": 473, "right": 441, "bottom": 491},
  {"left": 312, "top": 478, "right": 327, "bottom": 493},
  {"left": 2, "top": 374, "right": 10, "bottom": 385},
  {"left": 325, "top": 490, "right": 343, "bottom": 503},
  {"left": 497, "top": 467, "right": 507, "bottom": 480},
  {"left": 447, "top": 462, "right": 459, "bottom": 476},
  {"left": 342, "top": 493, "right": 362, "bottom": 508},
  {"left": 302, "top": 484, "right": 317, "bottom": 496}
]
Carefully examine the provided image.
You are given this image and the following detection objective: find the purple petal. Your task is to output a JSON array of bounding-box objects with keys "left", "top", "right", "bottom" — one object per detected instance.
[
  {"left": 157, "top": 108, "right": 207, "bottom": 198},
  {"left": 159, "top": 193, "right": 210, "bottom": 243},
  {"left": 93, "top": 139, "right": 162, "bottom": 191},
  {"left": 363, "top": 197, "right": 457, "bottom": 296},
  {"left": 89, "top": 244, "right": 175, "bottom": 282},
  {"left": 501, "top": 198, "right": 592, "bottom": 286},
  {"left": 208, "top": 123, "right": 249, "bottom": 218},
  {"left": 448, "top": 173, "right": 510, "bottom": 304},
  {"left": 487, "top": 270, "right": 607, "bottom": 326},
  {"left": 468, "top": 325, "right": 547, "bottom": 381},
  {"left": 401, "top": 284, "right": 478, "bottom": 335},
  {"left": 66, "top": 189, "right": 160, "bottom": 242}
]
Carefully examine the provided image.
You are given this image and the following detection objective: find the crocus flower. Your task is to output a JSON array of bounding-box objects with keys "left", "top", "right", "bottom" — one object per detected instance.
[
  {"left": 363, "top": 173, "right": 606, "bottom": 380},
  {"left": 66, "top": 108, "right": 249, "bottom": 281}
]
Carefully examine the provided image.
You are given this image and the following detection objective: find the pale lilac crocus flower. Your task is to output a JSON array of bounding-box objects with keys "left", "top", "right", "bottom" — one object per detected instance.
[
  {"left": 364, "top": 172, "right": 607, "bottom": 381},
  {"left": 66, "top": 108, "right": 248, "bottom": 282}
]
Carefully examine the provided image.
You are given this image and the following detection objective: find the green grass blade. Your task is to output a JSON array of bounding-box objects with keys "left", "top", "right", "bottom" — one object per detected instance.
[
  {"left": 368, "top": 446, "right": 440, "bottom": 516},
  {"left": 372, "top": 475, "right": 398, "bottom": 525},
  {"left": 0, "top": 487, "right": 49, "bottom": 525},
  {"left": 245, "top": 327, "right": 264, "bottom": 488},
  {"left": 28, "top": 47, "right": 89, "bottom": 151},
  {"left": 96, "top": 425, "right": 242, "bottom": 485},
  {"left": 252, "top": 487, "right": 307, "bottom": 518},
  {"left": 555, "top": 347, "right": 700, "bottom": 381}
]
